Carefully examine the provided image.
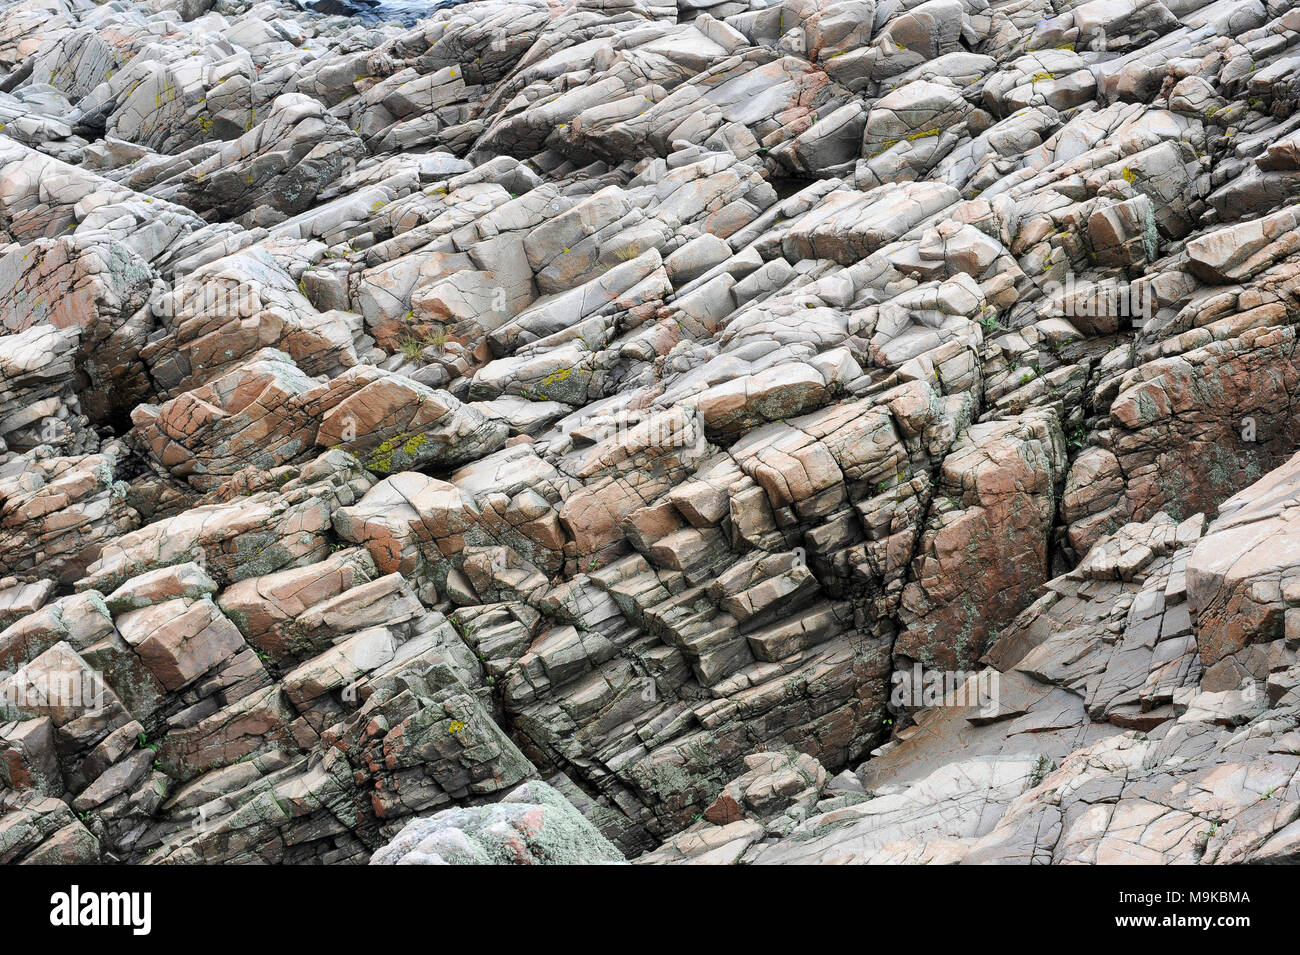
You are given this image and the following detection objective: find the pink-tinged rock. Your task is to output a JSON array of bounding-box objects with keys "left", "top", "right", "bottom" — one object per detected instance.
[
  {"left": 115, "top": 596, "right": 247, "bottom": 691},
  {"left": 104, "top": 562, "right": 219, "bottom": 614},
  {"left": 1187, "top": 204, "right": 1300, "bottom": 283},
  {"left": 896, "top": 410, "right": 1065, "bottom": 670},
  {"left": 0, "top": 446, "right": 141, "bottom": 584},
  {"left": 316, "top": 370, "right": 508, "bottom": 475},
  {"left": 217, "top": 546, "right": 378, "bottom": 663},
  {"left": 1187, "top": 449, "right": 1300, "bottom": 666},
  {"left": 79, "top": 488, "right": 334, "bottom": 592}
]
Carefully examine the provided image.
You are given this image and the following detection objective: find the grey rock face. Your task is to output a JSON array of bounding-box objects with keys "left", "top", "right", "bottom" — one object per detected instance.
[{"left": 2, "top": 0, "right": 1300, "bottom": 867}]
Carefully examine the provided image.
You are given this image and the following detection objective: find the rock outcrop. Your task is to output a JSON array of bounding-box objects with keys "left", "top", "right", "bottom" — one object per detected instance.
[{"left": 3, "top": 0, "right": 1300, "bottom": 866}]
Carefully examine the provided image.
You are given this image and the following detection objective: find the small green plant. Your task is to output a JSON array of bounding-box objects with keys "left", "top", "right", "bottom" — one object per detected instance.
[{"left": 397, "top": 326, "right": 449, "bottom": 359}]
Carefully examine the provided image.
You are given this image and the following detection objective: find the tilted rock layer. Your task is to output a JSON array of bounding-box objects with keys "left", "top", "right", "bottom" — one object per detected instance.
[{"left": 2, "top": 0, "right": 1300, "bottom": 864}]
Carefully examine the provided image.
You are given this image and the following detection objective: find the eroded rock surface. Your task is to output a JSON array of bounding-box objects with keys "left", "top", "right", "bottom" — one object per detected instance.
[{"left": 3, "top": 0, "right": 1300, "bottom": 865}]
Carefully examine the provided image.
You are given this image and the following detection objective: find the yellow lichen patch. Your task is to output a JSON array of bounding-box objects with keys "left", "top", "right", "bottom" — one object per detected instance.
[
  {"left": 401, "top": 432, "right": 428, "bottom": 457},
  {"left": 365, "top": 430, "right": 428, "bottom": 472}
]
